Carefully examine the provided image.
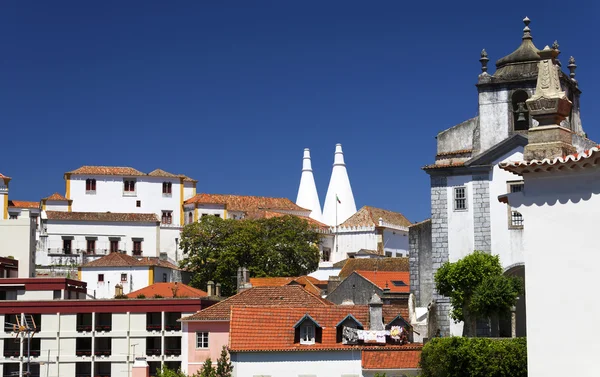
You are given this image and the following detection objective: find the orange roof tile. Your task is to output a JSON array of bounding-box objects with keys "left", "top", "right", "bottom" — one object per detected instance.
[
  {"left": 500, "top": 144, "right": 600, "bottom": 175},
  {"left": 338, "top": 258, "right": 409, "bottom": 279},
  {"left": 179, "top": 175, "right": 198, "bottom": 183},
  {"left": 362, "top": 349, "right": 422, "bottom": 369},
  {"left": 8, "top": 200, "right": 39, "bottom": 209},
  {"left": 340, "top": 206, "right": 412, "bottom": 228},
  {"left": 184, "top": 193, "right": 308, "bottom": 213},
  {"left": 43, "top": 192, "right": 69, "bottom": 201},
  {"left": 228, "top": 305, "right": 418, "bottom": 352},
  {"left": 180, "top": 286, "right": 332, "bottom": 321},
  {"left": 67, "top": 166, "right": 146, "bottom": 176},
  {"left": 126, "top": 282, "right": 207, "bottom": 298},
  {"left": 249, "top": 276, "right": 325, "bottom": 296},
  {"left": 147, "top": 168, "right": 179, "bottom": 178},
  {"left": 422, "top": 161, "right": 466, "bottom": 169},
  {"left": 246, "top": 210, "right": 329, "bottom": 229},
  {"left": 355, "top": 271, "right": 410, "bottom": 293},
  {"left": 0, "top": 173, "right": 11, "bottom": 180},
  {"left": 46, "top": 211, "right": 158, "bottom": 223},
  {"left": 81, "top": 253, "right": 180, "bottom": 269}
]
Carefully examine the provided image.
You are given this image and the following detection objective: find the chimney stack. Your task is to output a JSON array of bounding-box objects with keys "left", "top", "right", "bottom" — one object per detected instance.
[
  {"left": 207, "top": 281, "right": 214, "bottom": 297},
  {"left": 322, "top": 144, "right": 357, "bottom": 226},
  {"left": 132, "top": 357, "right": 150, "bottom": 377},
  {"left": 369, "top": 293, "right": 384, "bottom": 331},
  {"left": 215, "top": 283, "right": 221, "bottom": 297},
  {"left": 524, "top": 45, "right": 575, "bottom": 161},
  {"left": 115, "top": 284, "right": 123, "bottom": 297},
  {"left": 295, "top": 148, "right": 323, "bottom": 222}
]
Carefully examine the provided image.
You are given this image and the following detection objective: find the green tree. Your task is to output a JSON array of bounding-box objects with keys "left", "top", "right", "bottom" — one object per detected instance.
[
  {"left": 434, "top": 251, "right": 522, "bottom": 337},
  {"left": 216, "top": 346, "right": 233, "bottom": 377},
  {"left": 198, "top": 358, "right": 216, "bottom": 377},
  {"left": 155, "top": 366, "right": 187, "bottom": 377},
  {"left": 180, "top": 215, "right": 321, "bottom": 296}
]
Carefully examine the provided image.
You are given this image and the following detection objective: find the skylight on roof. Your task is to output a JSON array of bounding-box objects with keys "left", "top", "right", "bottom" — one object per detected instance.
[{"left": 391, "top": 280, "right": 407, "bottom": 287}]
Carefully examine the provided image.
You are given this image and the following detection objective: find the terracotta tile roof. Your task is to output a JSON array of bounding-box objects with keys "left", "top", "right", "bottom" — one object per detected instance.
[
  {"left": 228, "top": 305, "right": 417, "bottom": 352},
  {"left": 340, "top": 206, "right": 412, "bottom": 228},
  {"left": 126, "top": 282, "right": 207, "bottom": 298},
  {"left": 249, "top": 276, "right": 324, "bottom": 296},
  {"left": 362, "top": 349, "right": 422, "bottom": 369},
  {"left": 180, "top": 286, "right": 332, "bottom": 321},
  {"left": 500, "top": 145, "right": 600, "bottom": 175},
  {"left": 45, "top": 211, "right": 159, "bottom": 223},
  {"left": 43, "top": 192, "right": 69, "bottom": 201},
  {"left": 81, "top": 253, "right": 180, "bottom": 269},
  {"left": 184, "top": 193, "right": 308, "bottom": 212},
  {"left": 408, "top": 218, "right": 431, "bottom": 228},
  {"left": 339, "top": 258, "right": 409, "bottom": 279},
  {"left": 67, "top": 166, "right": 146, "bottom": 176},
  {"left": 435, "top": 149, "right": 473, "bottom": 157},
  {"left": 8, "top": 200, "right": 39, "bottom": 209},
  {"left": 0, "top": 173, "right": 11, "bottom": 180},
  {"left": 355, "top": 271, "right": 410, "bottom": 293},
  {"left": 147, "top": 168, "right": 179, "bottom": 178},
  {"left": 179, "top": 175, "right": 198, "bottom": 183},
  {"left": 422, "top": 161, "right": 465, "bottom": 169},
  {"left": 246, "top": 210, "right": 329, "bottom": 229}
]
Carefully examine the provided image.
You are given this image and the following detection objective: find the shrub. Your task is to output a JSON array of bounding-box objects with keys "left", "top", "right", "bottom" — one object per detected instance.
[
  {"left": 114, "top": 294, "right": 128, "bottom": 299},
  {"left": 419, "top": 337, "right": 527, "bottom": 377},
  {"left": 153, "top": 294, "right": 164, "bottom": 298},
  {"left": 136, "top": 294, "right": 146, "bottom": 299}
]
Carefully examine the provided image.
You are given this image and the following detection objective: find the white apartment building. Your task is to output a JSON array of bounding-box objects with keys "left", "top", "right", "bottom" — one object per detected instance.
[
  {"left": 0, "top": 297, "right": 214, "bottom": 377},
  {"left": 36, "top": 166, "right": 197, "bottom": 266}
]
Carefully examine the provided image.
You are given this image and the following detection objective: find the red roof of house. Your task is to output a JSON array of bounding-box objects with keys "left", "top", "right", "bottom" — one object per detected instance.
[
  {"left": 355, "top": 271, "right": 410, "bottom": 293},
  {"left": 500, "top": 144, "right": 600, "bottom": 175},
  {"left": 180, "top": 286, "right": 332, "bottom": 321},
  {"left": 338, "top": 258, "right": 409, "bottom": 279},
  {"left": 184, "top": 193, "right": 308, "bottom": 212},
  {"left": 81, "top": 253, "right": 179, "bottom": 269},
  {"left": 247, "top": 210, "right": 329, "bottom": 229},
  {"left": 43, "top": 193, "right": 69, "bottom": 201},
  {"left": 228, "top": 305, "right": 418, "bottom": 352},
  {"left": 67, "top": 166, "right": 146, "bottom": 176},
  {"left": 46, "top": 211, "right": 158, "bottom": 223},
  {"left": 362, "top": 349, "right": 422, "bottom": 370},
  {"left": 340, "top": 206, "right": 412, "bottom": 228},
  {"left": 126, "top": 282, "right": 207, "bottom": 298},
  {"left": 147, "top": 168, "right": 179, "bottom": 178},
  {"left": 8, "top": 200, "right": 39, "bottom": 209}
]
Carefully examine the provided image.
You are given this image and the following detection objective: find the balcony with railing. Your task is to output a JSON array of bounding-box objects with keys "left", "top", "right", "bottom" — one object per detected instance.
[
  {"left": 94, "top": 338, "right": 111, "bottom": 356},
  {"left": 77, "top": 313, "right": 93, "bottom": 332},
  {"left": 94, "top": 361, "right": 111, "bottom": 377},
  {"left": 76, "top": 362, "right": 92, "bottom": 377},
  {"left": 24, "top": 338, "right": 41, "bottom": 357},
  {"left": 3, "top": 338, "right": 20, "bottom": 357},
  {"left": 95, "top": 313, "right": 112, "bottom": 332},
  {"left": 76, "top": 338, "right": 92, "bottom": 357},
  {"left": 164, "top": 312, "right": 181, "bottom": 331},
  {"left": 146, "top": 337, "right": 161, "bottom": 356},
  {"left": 146, "top": 313, "right": 161, "bottom": 332},
  {"left": 164, "top": 337, "right": 181, "bottom": 356}
]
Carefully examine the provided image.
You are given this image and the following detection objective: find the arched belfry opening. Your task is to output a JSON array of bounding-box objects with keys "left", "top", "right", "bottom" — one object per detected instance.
[
  {"left": 512, "top": 90, "right": 530, "bottom": 131},
  {"left": 499, "top": 264, "right": 527, "bottom": 337}
]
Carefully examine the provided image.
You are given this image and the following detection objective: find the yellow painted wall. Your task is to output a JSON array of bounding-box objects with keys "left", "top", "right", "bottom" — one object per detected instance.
[{"left": 148, "top": 267, "right": 154, "bottom": 284}]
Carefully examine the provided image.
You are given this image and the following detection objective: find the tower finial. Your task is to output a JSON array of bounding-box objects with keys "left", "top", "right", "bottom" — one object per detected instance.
[
  {"left": 522, "top": 16, "right": 532, "bottom": 40},
  {"left": 479, "top": 49, "right": 489, "bottom": 73},
  {"left": 568, "top": 56, "right": 578, "bottom": 84}
]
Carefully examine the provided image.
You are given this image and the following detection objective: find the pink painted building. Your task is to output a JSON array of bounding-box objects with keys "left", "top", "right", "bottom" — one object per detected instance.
[{"left": 179, "top": 285, "right": 332, "bottom": 375}]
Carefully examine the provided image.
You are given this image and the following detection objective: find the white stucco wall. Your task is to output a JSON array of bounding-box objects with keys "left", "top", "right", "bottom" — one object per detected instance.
[
  {"left": 489, "top": 148, "right": 525, "bottom": 269},
  {"left": 336, "top": 229, "right": 377, "bottom": 256},
  {"left": 231, "top": 351, "right": 362, "bottom": 377},
  {"left": 508, "top": 167, "right": 600, "bottom": 377},
  {"left": 383, "top": 229, "right": 409, "bottom": 257},
  {"left": 81, "top": 266, "right": 149, "bottom": 298},
  {"left": 0, "top": 210, "right": 36, "bottom": 278},
  {"left": 446, "top": 175, "right": 474, "bottom": 263},
  {"left": 478, "top": 89, "right": 509, "bottom": 152},
  {"left": 43, "top": 220, "right": 159, "bottom": 257},
  {"left": 45, "top": 201, "right": 69, "bottom": 211}
]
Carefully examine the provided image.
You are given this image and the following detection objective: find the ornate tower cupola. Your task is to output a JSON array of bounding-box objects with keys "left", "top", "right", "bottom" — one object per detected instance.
[{"left": 475, "top": 17, "right": 585, "bottom": 155}]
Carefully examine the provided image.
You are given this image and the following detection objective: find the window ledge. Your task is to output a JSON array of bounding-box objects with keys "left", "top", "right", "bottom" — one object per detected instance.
[
  {"left": 85, "top": 191, "right": 96, "bottom": 195},
  {"left": 123, "top": 192, "right": 137, "bottom": 197}
]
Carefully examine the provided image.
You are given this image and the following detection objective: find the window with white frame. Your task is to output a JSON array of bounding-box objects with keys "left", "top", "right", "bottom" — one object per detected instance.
[
  {"left": 196, "top": 332, "right": 209, "bottom": 348},
  {"left": 454, "top": 186, "right": 467, "bottom": 211},
  {"left": 508, "top": 181, "right": 525, "bottom": 228},
  {"left": 300, "top": 324, "right": 315, "bottom": 345},
  {"left": 123, "top": 179, "right": 136, "bottom": 195}
]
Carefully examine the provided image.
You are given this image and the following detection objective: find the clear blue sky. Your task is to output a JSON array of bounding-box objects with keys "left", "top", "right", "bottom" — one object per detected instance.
[{"left": 2, "top": 1, "right": 598, "bottom": 222}]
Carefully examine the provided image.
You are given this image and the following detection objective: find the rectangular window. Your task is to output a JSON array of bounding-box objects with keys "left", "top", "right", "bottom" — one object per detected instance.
[
  {"left": 163, "top": 273, "right": 167, "bottom": 283},
  {"left": 9, "top": 213, "right": 17, "bottom": 220},
  {"left": 121, "top": 273, "right": 127, "bottom": 282},
  {"left": 136, "top": 200, "right": 141, "bottom": 207},
  {"left": 63, "top": 239, "right": 72, "bottom": 254},
  {"left": 86, "top": 240, "right": 95, "bottom": 253},
  {"left": 98, "top": 274, "right": 104, "bottom": 282},
  {"left": 133, "top": 241, "right": 142, "bottom": 255},
  {"left": 454, "top": 187, "right": 467, "bottom": 211},
  {"left": 124, "top": 179, "right": 136, "bottom": 195},
  {"left": 86, "top": 179, "right": 96, "bottom": 193},
  {"left": 300, "top": 325, "right": 315, "bottom": 344},
  {"left": 508, "top": 181, "right": 525, "bottom": 229},
  {"left": 321, "top": 248, "right": 331, "bottom": 262},
  {"left": 196, "top": 332, "right": 209, "bottom": 348},
  {"left": 162, "top": 182, "right": 172, "bottom": 195},
  {"left": 110, "top": 240, "right": 119, "bottom": 253},
  {"left": 161, "top": 211, "right": 173, "bottom": 225}
]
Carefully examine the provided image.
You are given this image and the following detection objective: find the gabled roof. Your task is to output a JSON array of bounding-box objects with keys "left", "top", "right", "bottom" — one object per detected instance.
[
  {"left": 43, "top": 193, "right": 69, "bottom": 201},
  {"left": 147, "top": 169, "right": 179, "bottom": 178},
  {"left": 0, "top": 173, "right": 11, "bottom": 181},
  {"left": 184, "top": 193, "right": 308, "bottom": 212},
  {"left": 465, "top": 134, "right": 528, "bottom": 167},
  {"left": 249, "top": 276, "right": 325, "bottom": 296},
  {"left": 362, "top": 349, "right": 421, "bottom": 370},
  {"left": 180, "top": 175, "right": 198, "bottom": 183},
  {"left": 126, "top": 282, "right": 207, "bottom": 298},
  {"left": 499, "top": 144, "right": 600, "bottom": 175},
  {"left": 81, "top": 253, "right": 179, "bottom": 269},
  {"left": 338, "top": 258, "right": 409, "bottom": 279},
  {"left": 339, "top": 206, "right": 411, "bottom": 228},
  {"left": 228, "top": 305, "right": 419, "bottom": 352},
  {"left": 8, "top": 200, "right": 39, "bottom": 209},
  {"left": 180, "top": 286, "right": 332, "bottom": 322},
  {"left": 354, "top": 271, "right": 410, "bottom": 293},
  {"left": 67, "top": 166, "right": 146, "bottom": 176},
  {"left": 293, "top": 313, "right": 321, "bottom": 328},
  {"left": 46, "top": 211, "right": 159, "bottom": 223}
]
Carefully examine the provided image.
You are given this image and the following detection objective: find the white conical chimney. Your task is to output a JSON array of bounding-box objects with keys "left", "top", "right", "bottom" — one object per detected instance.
[
  {"left": 296, "top": 148, "right": 322, "bottom": 222},
  {"left": 322, "top": 144, "right": 357, "bottom": 226}
]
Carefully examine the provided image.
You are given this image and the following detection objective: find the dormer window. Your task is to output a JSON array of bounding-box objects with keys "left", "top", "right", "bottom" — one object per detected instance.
[
  {"left": 336, "top": 314, "right": 364, "bottom": 344},
  {"left": 294, "top": 314, "right": 321, "bottom": 345}
]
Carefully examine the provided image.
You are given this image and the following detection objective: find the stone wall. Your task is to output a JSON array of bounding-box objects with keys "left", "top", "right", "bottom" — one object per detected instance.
[
  {"left": 409, "top": 219, "right": 432, "bottom": 307},
  {"left": 326, "top": 273, "right": 384, "bottom": 305},
  {"left": 472, "top": 174, "right": 491, "bottom": 252}
]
